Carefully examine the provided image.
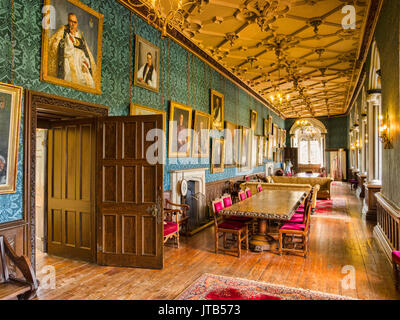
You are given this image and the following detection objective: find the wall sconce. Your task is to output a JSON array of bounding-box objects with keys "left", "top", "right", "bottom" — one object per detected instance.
[{"left": 379, "top": 114, "right": 393, "bottom": 149}]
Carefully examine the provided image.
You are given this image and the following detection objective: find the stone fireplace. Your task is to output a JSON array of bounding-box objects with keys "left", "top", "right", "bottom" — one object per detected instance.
[
  {"left": 265, "top": 163, "right": 274, "bottom": 177},
  {"left": 170, "top": 168, "right": 207, "bottom": 204}
]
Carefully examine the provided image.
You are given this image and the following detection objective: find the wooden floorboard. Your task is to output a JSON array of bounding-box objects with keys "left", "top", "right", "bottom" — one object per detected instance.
[{"left": 35, "top": 182, "right": 400, "bottom": 300}]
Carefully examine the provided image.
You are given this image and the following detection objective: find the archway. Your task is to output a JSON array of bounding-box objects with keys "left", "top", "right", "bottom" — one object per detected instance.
[{"left": 290, "top": 119, "right": 327, "bottom": 173}]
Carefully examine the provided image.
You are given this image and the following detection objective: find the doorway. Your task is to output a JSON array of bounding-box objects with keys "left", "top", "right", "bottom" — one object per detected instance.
[
  {"left": 35, "top": 119, "right": 97, "bottom": 262},
  {"left": 24, "top": 91, "right": 109, "bottom": 267},
  {"left": 25, "top": 91, "right": 165, "bottom": 270}
]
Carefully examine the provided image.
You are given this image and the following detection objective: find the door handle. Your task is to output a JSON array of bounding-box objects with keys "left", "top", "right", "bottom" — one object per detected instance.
[{"left": 146, "top": 196, "right": 162, "bottom": 224}]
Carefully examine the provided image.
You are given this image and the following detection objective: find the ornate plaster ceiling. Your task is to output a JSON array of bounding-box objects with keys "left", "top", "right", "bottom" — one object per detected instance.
[{"left": 176, "top": 0, "right": 370, "bottom": 118}]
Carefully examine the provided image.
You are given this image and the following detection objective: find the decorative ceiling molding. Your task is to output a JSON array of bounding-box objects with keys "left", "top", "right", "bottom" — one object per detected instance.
[{"left": 118, "top": 0, "right": 381, "bottom": 119}]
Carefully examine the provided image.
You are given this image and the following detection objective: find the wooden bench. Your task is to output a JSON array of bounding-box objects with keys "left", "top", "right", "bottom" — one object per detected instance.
[{"left": 0, "top": 236, "right": 39, "bottom": 300}]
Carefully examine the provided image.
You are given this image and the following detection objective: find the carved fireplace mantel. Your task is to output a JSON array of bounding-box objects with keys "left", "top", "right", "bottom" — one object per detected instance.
[{"left": 170, "top": 168, "right": 208, "bottom": 204}]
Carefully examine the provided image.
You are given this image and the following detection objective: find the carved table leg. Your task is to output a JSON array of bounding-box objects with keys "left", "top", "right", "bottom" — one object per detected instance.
[{"left": 249, "top": 219, "right": 277, "bottom": 252}]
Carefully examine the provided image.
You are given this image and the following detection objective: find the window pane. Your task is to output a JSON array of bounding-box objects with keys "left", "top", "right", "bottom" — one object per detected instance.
[
  {"left": 299, "top": 140, "right": 309, "bottom": 164},
  {"left": 309, "top": 140, "right": 320, "bottom": 164}
]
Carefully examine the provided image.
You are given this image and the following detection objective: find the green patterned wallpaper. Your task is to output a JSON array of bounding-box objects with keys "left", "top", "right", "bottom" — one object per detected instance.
[{"left": 0, "top": 0, "right": 284, "bottom": 223}]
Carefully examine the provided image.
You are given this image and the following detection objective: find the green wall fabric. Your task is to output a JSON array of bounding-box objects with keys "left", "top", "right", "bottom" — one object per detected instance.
[{"left": 0, "top": 0, "right": 284, "bottom": 223}]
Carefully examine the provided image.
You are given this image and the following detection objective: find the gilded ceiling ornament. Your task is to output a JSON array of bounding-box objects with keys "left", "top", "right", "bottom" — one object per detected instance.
[
  {"left": 181, "top": 21, "right": 202, "bottom": 38},
  {"left": 212, "top": 16, "right": 224, "bottom": 24},
  {"left": 225, "top": 33, "right": 239, "bottom": 47},
  {"left": 307, "top": 18, "right": 323, "bottom": 34},
  {"left": 235, "top": 0, "right": 292, "bottom": 32}
]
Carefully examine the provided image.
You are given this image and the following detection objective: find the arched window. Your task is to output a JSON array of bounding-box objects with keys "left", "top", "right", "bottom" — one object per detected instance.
[{"left": 290, "top": 119, "right": 327, "bottom": 167}]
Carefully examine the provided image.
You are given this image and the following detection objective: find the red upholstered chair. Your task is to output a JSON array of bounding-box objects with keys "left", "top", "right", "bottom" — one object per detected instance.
[
  {"left": 165, "top": 199, "right": 189, "bottom": 236},
  {"left": 212, "top": 199, "right": 249, "bottom": 258},
  {"left": 222, "top": 194, "right": 233, "bottom": 208},
  {"left": 257, "top": 184, "right": 263, "bottom": 193},
  {"left": 278, "top": 192, "right": 313, "bottom": 257},
  {"left": 163, "top": 209, "right": 180, "bottom": 248},
  {"left": 350, "top": 178, "right": 358, "bottom": 190},
  {"left": 238, "top": 190, "right": 246, "bottom": 202},
  {"left": 393, "top": 251, "right": 400, "bottom": 291},
  {"left": 245, "top": 188, "right": 252, "bottom": 198}
]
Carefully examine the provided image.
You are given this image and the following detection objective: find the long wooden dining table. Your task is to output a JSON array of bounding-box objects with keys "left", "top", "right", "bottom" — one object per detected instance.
[{"left": 220, "top": 188, "right": 311, "bottom": 252}]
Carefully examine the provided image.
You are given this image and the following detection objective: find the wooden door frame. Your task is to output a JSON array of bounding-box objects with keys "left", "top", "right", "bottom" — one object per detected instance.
[{"left": 24, "top": 90, "right": 108, "bottom": 269}]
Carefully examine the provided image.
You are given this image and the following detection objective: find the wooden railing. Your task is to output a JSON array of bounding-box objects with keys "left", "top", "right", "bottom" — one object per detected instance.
[{"left": 375, "top": 193, "right": 400, "bottom": 258}]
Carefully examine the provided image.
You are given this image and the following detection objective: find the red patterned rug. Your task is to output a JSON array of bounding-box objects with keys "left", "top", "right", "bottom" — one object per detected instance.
[
  {"left": 314, "top": 199, "right": 347, "bottom": 217},
  {"left": 176, "top": 274, "right": 355, "bottom": 300}
]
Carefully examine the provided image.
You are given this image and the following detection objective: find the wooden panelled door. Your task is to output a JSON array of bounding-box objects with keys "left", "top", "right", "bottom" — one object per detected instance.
[
  {"left": 47, "top": 119, "right": 96, "bottom": 262},
  {"left": 96, "top": 115, "right": 164, "bottom": 269}
]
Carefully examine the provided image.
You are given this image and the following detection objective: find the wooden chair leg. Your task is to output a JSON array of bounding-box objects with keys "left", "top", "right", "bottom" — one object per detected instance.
[
  {"left": 223, "top": 233, "right": 227, "bottom": 249},
  {"left": 278, "top": 232, "right": 282, "bottom": 255},
  {"left": 245, "top": 227, "right": 249, "bottom": 251},
  {"left": 237, "top": 231, "right": 241, "bottom": 258},
  {"left": 394, "top": 262, "right": 399, "bottom": 290},
  {"left": 215, "top": 230, "right": 219, "bottom": 254},
  {"left": 176, "top": 231, "right": 180, "bottom": 248}
]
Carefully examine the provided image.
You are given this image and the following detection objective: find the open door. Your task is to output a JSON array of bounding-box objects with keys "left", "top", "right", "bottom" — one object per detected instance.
[
  {"left": 96, "top": 115, "right": 164, "bottom": 269},
  {"left": 47, "top": 119, "right": 96, "bottom": 262}
]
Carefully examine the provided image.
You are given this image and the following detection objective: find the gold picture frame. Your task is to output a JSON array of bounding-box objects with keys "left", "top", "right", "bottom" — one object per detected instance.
[
  {"left": 267, "top": 135, "right": 274, "bottom": 161},
  {"left": 264, "top": 119, "right": 269, "bottom": 137},
  {"left": 211, "top": 138, "right": 225, "bottom": 173},
  {"left": 239, "top": 126, "right": 251, "bottom": 172},
  {"left": 224, "top": 121, "right": 238, "bottom": 168},
  {"left": 41, "top": 0, "right": 104, "bottom": 94},
  {"left": 0, "top": 83, "right": 23, "bottom": 194},
  {"left": 168, "top": 101, "right": 192, "bottom": 158},
  {"left": 211, "top": 90, "right": 224, "bottom": 130},
  {"left": 283, "top": 129, "right": 287, "bottom": 147},
  {"left": 250, "top": 110, "right": 257, "bottom": 132},
  {"left": 273, "top": 124, "right": 278, "bottom": 148},
  {"left": 268, "top": 115, "right": 273, "bottom": 134},
  {"left": 134, "top": 35, "right": 161, "bottom": 93},
  {"left": 130, "top": 103, "right": 166, "bottom": 131},
  {"left": 277, "top": 128, "right": 282, "bottom": 148},
  {"left": 193, "top": 110, "right": 211, "bottom": 158},
  {"left": 257, "top": 136, "right": 264, "bottom": 166}
]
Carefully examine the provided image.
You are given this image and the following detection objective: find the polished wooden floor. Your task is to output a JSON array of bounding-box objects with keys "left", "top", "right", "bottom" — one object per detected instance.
[{"left": 35, "top": 182, "right": 400, "bottom": 300}]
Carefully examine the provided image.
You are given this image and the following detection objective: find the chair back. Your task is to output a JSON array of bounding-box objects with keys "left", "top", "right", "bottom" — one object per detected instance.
[
  {"left": 211, "top": 199, "right": 224, "bottom": 225},
  {"left": 303, "top": 191, "right": 314, "bottom": 228},
  {"left": 311, "top": 184, "right": 320, "bottom": 211},
  {"left": 222, "top": 194, "right": 233, "bottom": 208},
  {"left": 238, "top": 190, "right": 246, "bottom": 201},
  {"left": 257, "top": 184, "right": 263, "bottom": 193},
  {"left": 245, "top": 188, "right": 252, "bottom": 198}
]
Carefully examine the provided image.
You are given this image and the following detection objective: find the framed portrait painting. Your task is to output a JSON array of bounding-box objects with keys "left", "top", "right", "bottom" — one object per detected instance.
[
  {"left": 273, "top": 124, "right": 278, "bottom": 148},
  {"left": 168, "top": 101, "right": 192, "bottom": 158},
  {"left": 193, "top": 111, "right": 211, "bottom": 158},
  {"left": 282, "top": 130, "right": 287, "bottom": 147},
  {"left": 267, "top": 135, "right": 274, "bottom": 161},
  {"left": 0, "top": 83, "right": 22, "bottom": 194},
  {"left": 130, "top": 103, "right": 166, "bottom": 130},
  {"left": 224, "top": 121, "right": 238, "bottom": 167},
  {"left": 239, "top": 126, "right": 251, "bottom": 172},
  {"left": 277, "top": 128, "right": 282, "bottom": 148},
  {"left": 41, "top": 0, "right": 104, "bottom": 94},
  {"left": 268, "top": 115, "right": 273, "bottom": 134},
  {"left": 211, "top": 90, "right": 224, "bottom": 130},
  {"left": 134, "top": 35, "right": 161, "bottom": 93},
  {"left": 257, "top": 136, "right": 264, "bottom": 166},
  {"left": 211, "top": 138, "right": 225, "bottom": 174},
  {"left": 250, "top": 110, "right": 257, "bottom": 132},
  {"left": 264, "top": 119, "right": 269, "bottom": 137}
]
